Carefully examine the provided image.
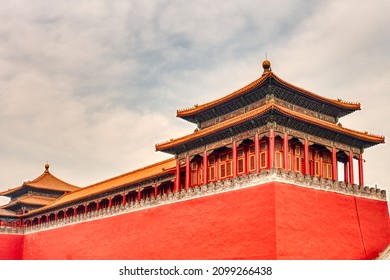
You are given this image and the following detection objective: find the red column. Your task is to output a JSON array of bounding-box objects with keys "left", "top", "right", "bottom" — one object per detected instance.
[
  {"left": 64, "top": 210, "right": 67, "bottom": 218},
  {"left": 38, "top": 217, "right": 41, "bottom": 225},
  {"left": 203, "top": 151, "right": 208, "bottom": 184},
  {"left": 122, "top": 192, "right": 126, "bottom": 205},
  {"left": 332, "top": 147, "right": 338, "bottom": 181},
  {"left": 55, "top": 212, "right": 58, "bottom": 221},
  {"left": 216, "top": 154, "right": 220, "bottom": 179},
  {"left": 84, "top": 204, "right": 88, "bottom": 214},
  {"left": 108, "top": 197, "right": 112, "bottom": 208},
  {"left": 283, "top": 133, "right": 288, "bottom": 170},
  {"left": 137, "top": 187, "right": 141, "bottom": 201},
  {"left": 96, "top": 200, "right": 100, "bottom": 211},
  {"left": 174, "top": 159, "right": 181, "bottom": 192},
  {"left": 304, "top": 139, "right": 309, "bottom": 175},
  {"left": 73, "top": 207, "right": 77, "bottom": 216},
  {"left": 349, "top": 151, "right": 354, "bottom": 185},
  {"left": 255, "top": 133, "right": 260, "bottom": 173},
  {"left": 185, "top": 156, "right": 190, "bottom": 189},
  {"left": 154, "top": 183, "right": 158, "bottom": 197},
  {"left": 232, "top": 141, "right": 237, "bottom": 177},
  {"left": 269, "top": 129, "right": 275, "bottom": 169},
  {"left": 358, "top": 154, "right": 364, "bottom": 186}
]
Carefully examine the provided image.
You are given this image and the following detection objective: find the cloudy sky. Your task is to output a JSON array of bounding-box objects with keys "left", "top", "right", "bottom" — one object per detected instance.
[{"left": 1, "top": 0, "right": 389, "bottom": 205}]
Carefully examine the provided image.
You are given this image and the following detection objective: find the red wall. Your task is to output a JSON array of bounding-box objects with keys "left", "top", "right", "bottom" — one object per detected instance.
[
  {"left": 0, "top": 234, "right": 23, "bottom": 260},
  {"left": 275, "top": 183, "right": 390, "bottom": 259},
  {"left": 3, "top": 182, "right": 390, "bottom": 260},
  {"left": 23, "top": 183, "right": 276, "bottom": 260}
]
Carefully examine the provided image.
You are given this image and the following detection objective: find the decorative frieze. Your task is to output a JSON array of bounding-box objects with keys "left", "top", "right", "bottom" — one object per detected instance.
[
  {"left": 286, "top": 128, "right": 306, "bottom": 140},
  {"left": 247, "top": 99, "right": 266, "bottom": 111},
  {"left": 334, "top": 142, "right": 351, "bottom": 152},
  {"left": 219, "top": 108, "right": 245, "bottom": 122},
  {"left": 206, "top": 137, "right": 233, "bottom": 151},
  {"left": 235, "top": 130, "right": 255, "bottom": 141},
  {"left": 307, "top": 135, "right": 333, "bottom": 148}
]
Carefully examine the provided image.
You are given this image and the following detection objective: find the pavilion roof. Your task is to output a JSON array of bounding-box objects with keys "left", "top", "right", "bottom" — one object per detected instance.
[
  {"left": 0, "top": 208, "right": 17, "bottom": 217},
  {"left": 0, "top": 164, "right": 79, "bottom": 198},
  {"left": 0, "top": 195, "right": 57, "bottom": 210},
  {"left": 157, "top": 100, "right": 384, "bottom": 154},
  {"left": 177, "top": 62, "right": 360, "bottom": 122},
  {"left": 24, "top": 158, "right": 176, "bottom": 215}
]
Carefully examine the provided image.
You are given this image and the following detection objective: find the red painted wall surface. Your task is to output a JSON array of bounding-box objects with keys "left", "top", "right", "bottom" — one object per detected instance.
[
  {"left": 275, "top": 183, "right": 390, "bottom": 259},
  {"left": 23, "top": 183, "right": 276, "bottom": 260},
  {"left": 0, "top": 234, "right": 23, "bottom": 260},
  {"left": 4, "top": 182, "right": 390, "bottom": 260}
]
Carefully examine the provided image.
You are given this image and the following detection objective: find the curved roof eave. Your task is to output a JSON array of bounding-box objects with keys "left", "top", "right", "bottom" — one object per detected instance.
[
  {"left": 176, "top": 70, "right": 360, "bottom": 119},
  {"left": 158, "top": 102, "right": 383, "bottom": 152}
]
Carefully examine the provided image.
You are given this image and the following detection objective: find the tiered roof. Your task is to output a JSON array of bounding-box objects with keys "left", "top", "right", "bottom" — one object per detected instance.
[
  {"left": 157, "top": 60, "right": 383, "bottom": 155},
  {"left": 0, "top": 164, "right": 79, "bottom": 214},
  {"left": 177, "top": 60, "right": 360, "bottom": 125},
  {"left": 0, "top": 164, "right": 79, "bottom": 199}
]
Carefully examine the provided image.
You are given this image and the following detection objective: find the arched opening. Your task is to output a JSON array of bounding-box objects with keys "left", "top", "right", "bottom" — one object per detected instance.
[
  {"left": 87, "top": 201, "right": 97, "bottom": 212},
  {"left": 48, "top": 213, "right": 56, "bottom": 222},
  {"left": 158, "top": 181, "right": 173, "bottom": 196},
  {"left": 288, "top": 138, "right": 304, "bottom": 173},
  {"left": 111, "top": 194, "right": 123, "bottom": 207},
  {"left": 66, "top": 208, "right": 74, "bottom": 217},
  {"left": 24, "top": 219, "right": 32, "bottom": 227},
  {"left": 32, "top": 217, "right": 39, "bottom": 226},
  {"left": 57, "top": 210, "right": 65, "bottom": 220},
  {"left": 337, "top": 151, "right": 349, "bottom": 183},
  {"left": 141, "top": 186, "right": 155, "bottom": 200},
  {"left": 40, "top": 215, "right": 47, "bottom": 224},
  {"left": 99, "top": 198, "right": 110, "bottom": 209},
  {"left": 76, "top": 204, "right": 85, "bottom": 215},
  {"left": 126, "top": 191, "right": 138, "bottom": 203},
  {"left": 190, "top": 155, "right": 204, "bottom": 187}
]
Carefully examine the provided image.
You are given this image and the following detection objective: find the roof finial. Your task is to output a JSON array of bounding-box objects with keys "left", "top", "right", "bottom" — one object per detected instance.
[
  {"left": 262, "top": 56, "right": 271, "bottom": 74},
  {"left": 45, "top": 162, "right": 50, "bottom": 172}
]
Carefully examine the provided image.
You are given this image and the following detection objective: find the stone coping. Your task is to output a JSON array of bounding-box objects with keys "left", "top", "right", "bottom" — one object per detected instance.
[{"left": 1, "top": 168, "right": 387, "bottom": 234}]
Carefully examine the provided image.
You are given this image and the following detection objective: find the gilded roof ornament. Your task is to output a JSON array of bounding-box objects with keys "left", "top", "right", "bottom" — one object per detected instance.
[{"left": 262, "top": 60, "right": 271, "bottom": 74}]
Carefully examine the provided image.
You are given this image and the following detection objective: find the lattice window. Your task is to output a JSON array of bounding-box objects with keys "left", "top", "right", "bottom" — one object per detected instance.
[
  {"left": 191, "top": 162, "right": 198, "bottom": 187},
  {"left": 208, "top": 157, "right": 216, "bottom": 181},
  {"left": 248, "top": 144, "right": 256, "bottom": 172},
  {"left": 237, "top": 148, "right": 245, "bottom": 174},
  {"left": 275, "top": 141, "right": 283, "bottom": 169},
  {"left": 322, "top": 152, "right": 332, "bottom": 179},
  {"left": 219, "top": 151, "right": 233, "bottom": 179},
  {"left": 295, "top": 145, "right": 303, "bottom": 173},
  {"left": 314, "top": 150, "right": 321, "bottom": 177},
  {"left": 260, "top": 141, "right": 268, "bottom": 169}
]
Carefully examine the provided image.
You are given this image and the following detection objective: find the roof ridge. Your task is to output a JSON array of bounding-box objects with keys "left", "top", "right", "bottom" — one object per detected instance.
[
  {"left": 176, "top": 72, "right": 271, "bottom": 116},
  {"left": 176, "top": 69, "right": 361, "bottom": 119},
  {"left": 271, "top": 72, "right": 361, "bottom": 109},
  {"left": 27, "top": 170, "right": 79, "bottom": 189}
]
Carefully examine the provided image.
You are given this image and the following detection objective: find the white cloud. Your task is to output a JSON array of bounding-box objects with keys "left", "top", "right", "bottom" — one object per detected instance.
[{"left": 0, "top": 0, "right": 389, "bottom": 204}]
